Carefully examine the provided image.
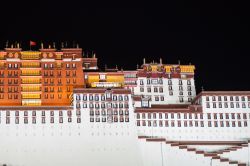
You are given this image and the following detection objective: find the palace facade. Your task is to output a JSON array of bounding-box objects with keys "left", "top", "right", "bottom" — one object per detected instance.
[
  {"left": 0, "top": 46, "right": 98, "bottom": 106},
  {"left": 0, "top": 44, "right": 249, "bottom": 166}
]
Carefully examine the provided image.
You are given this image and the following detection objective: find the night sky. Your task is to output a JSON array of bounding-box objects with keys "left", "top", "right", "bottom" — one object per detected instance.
[{"left": 0, "top": 2, "right": 249, "bottom": 92}]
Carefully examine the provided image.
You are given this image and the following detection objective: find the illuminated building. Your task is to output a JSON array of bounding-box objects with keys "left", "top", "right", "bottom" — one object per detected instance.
[
  {"left": 0, "top": 45, "right": 89, "bottom": 106},
  {"left": 0, "top": 44, "right": 249, "bottom": 166}
]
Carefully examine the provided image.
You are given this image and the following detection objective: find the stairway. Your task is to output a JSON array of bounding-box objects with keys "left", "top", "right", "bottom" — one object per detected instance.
[{"left": 138, "top": 136, "right": 249, "bottom": 166}]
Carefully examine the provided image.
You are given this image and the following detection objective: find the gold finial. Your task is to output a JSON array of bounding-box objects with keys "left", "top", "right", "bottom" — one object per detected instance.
[
  {"left": 17, "top": 43, "right": 20, "bottom": 48},
  {"left": 143, "top": 58, "right": 146, "bottom": 64},
  {"left": 93, "top": 53, "right": 96, "bottom": 58},
  {"left": 41, "top": 42, "right": 44, "bottom": 49},
  {"left": 160, "top": 58, "right": 162, "bottom": 64},
  {"left": 49, "top": 45, "right": 51, "bottom": 49},
  {"left": 11, "top": 44, "right": 13, "bottom": 48},
  {"left": 77, "top": 43, "right": 79, "bottom": 48}
]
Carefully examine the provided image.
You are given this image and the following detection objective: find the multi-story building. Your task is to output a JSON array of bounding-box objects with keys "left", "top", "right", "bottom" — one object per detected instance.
[
  {"left": 0, "top": 44, "right": 249, "bottom": 166},
  {"left": 0, "top": 45, "right": 86, "bottom": 106},
  {"left": 133, "top": 59, "right": 196, "bottom": 107}
]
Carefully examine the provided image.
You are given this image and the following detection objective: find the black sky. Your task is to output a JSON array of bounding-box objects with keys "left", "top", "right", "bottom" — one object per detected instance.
[{"left": 0, "top": 1, "right": 250, "bottom": 92}]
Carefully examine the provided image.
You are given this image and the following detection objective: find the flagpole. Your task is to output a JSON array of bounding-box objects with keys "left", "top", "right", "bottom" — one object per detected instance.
[{"left": 29, "top": 41, "right": 36, "bottom": 50}]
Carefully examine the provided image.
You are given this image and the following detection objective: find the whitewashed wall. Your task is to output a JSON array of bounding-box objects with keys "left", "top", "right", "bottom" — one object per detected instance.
[
  {"left": 0, "top": 93, "right": 143, "bottom": 166},
  {"left": 133, "top": 77, "right": 196, "bottom": 106}
]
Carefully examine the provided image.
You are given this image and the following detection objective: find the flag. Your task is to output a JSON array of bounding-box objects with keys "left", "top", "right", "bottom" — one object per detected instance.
[{"left": 30, "top": 41, "right": 36, "bottom": 46}]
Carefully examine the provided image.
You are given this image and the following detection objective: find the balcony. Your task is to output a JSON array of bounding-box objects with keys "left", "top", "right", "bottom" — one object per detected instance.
[
  {"left": 21, "top": 62, "right": 41, "bottom": 68},
  {"left": 22, "top": 93, "right": 41, "bottom": 99},
  {"left": 21, "top": 70, "right": 41, "bottom": 76},
  {"left": 22, "top": 99, "right": 41, "bottom": 106},
  {"left": 21, "top": 51, "right": 40, "bottom": 60},
  {"left": 21, "top": 86, "right": 41, "bottom": 92},
  {"left": 21, "top": 78, "right": 41, "bottom": 84}
]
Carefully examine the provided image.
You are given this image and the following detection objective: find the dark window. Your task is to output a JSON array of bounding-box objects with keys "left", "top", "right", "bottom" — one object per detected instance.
[
  {"left": 206, "top": 103, "right": 210, "bottom": 108},
  {"left": 238, "top": 121, "right": 242, "bottom": 127},
  {"left": 214, "top": 121, "right": 218, "bottom": 127},
  {"left": 165, "top": 121, "right": 169, "bottom": 127},
  {"left": 207, "top": 113, "right": 211, "bottom": 119},
  {"left": 243, "top": 113, "right": 247, "bottom": 119}
]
